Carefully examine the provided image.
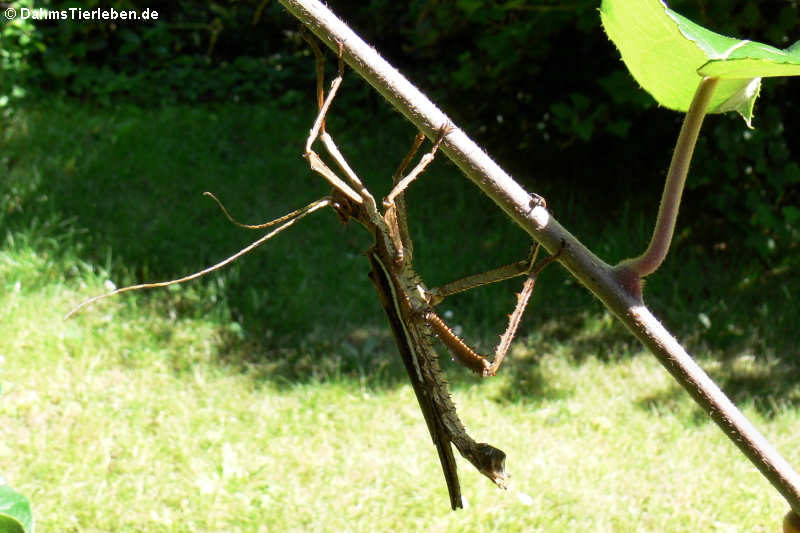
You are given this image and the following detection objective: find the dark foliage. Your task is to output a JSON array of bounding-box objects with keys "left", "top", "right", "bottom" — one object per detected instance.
[{"left": 1, "top": 0, "right": 798, "bottom": 270}]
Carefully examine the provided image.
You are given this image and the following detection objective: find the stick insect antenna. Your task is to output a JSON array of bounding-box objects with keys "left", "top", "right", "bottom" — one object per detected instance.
[
  {"left": 203, "top": 191, "right": 324, "bottom": 230},
  {"left": 65, "top": 197, "right": 331, "bottom": 318}
]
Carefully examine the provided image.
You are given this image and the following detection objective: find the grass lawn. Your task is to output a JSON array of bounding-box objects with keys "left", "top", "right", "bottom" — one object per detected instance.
[{"left": 2, "top": 100, "right": 799, "bottom": 531}]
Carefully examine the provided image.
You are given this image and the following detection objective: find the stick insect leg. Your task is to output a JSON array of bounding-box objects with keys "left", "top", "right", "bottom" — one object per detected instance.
[
  {"left": 385, "top": 123, "right": 453, "bottom": 208},
  {"left": 382, "top": 132, "right": 426, "bottom": 263},
  {"left": 382, "top": 125, "right": 451, "bottom": 263},
  {"left": 301, "top": 37, "right": 381, "bottom": 219},
  {"left": 428, "top": 242, "right": 563, "bottom": 377},
  {"left": 487, "top": 243, "right": 563, "bottom": 376},
  {"left": 300, "top": 37, "right": 363, "bottom": 206},
  {"left": 424, "top": 245, "right": 539, "bottom": 376},
  {"left": 427, "top": 244, "right": 540, "bottom": 306},
  {"left": 393, "top": 132, "right": 427, "bottom": 186}
]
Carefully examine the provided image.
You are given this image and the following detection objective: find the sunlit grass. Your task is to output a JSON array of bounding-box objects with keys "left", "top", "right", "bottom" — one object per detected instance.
[{"left": 2, "top": 268, "right": 798, "bottom": 531}]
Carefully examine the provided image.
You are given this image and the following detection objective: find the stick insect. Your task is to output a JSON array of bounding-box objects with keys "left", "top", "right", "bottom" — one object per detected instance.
[
  {"left": 295, "top": 40, "right": 560, "bottom": 509},
  {"left": 69, "top": 39, "right": 560, "bottom": 510}
]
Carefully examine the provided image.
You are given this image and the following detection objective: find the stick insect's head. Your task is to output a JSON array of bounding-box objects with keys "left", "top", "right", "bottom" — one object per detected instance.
[
  {"left": 330, "top": 193, "right": 360, "bottom": 225},
  {"left": 469, "top": 443, "right": 508, "bottom": 490}
]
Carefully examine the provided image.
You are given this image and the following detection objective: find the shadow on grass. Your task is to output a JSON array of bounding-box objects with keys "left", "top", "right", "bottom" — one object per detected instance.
[
  {"left": 211, "top": 323, "right": 409, "bottom": 389},
  {"left": 636, "top": 353, "right": 800, "bottom": 421},
  {"left": 206, "top": 304, "right": 638, "bottom": 404}
]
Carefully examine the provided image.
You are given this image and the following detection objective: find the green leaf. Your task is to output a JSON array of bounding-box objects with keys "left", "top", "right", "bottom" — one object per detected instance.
[
  {"left": 0, "top": 515, "right": 26, "bottom": 533},
  {"left": 700, "top": 39, "right": 800, "bottom": 78},
  {"left": 0, "top": 484, "right": 33, "bottom": 533},
  {"left": 600, "top": 0, "right": 800, "bottom": 126}
]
